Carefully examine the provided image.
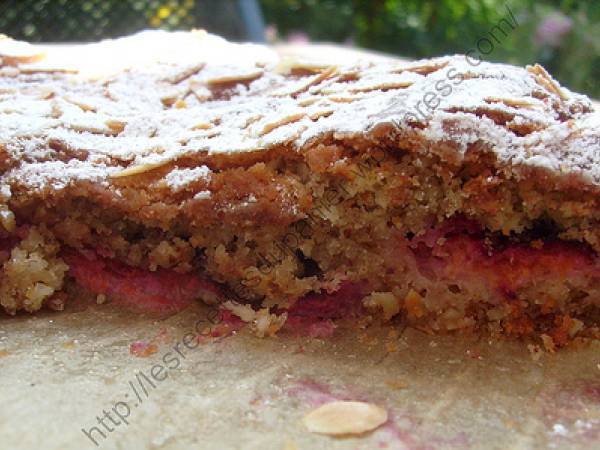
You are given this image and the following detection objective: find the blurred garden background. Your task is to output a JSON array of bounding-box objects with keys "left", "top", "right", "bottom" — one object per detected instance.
[{"left": 0, "top": 0, "right": 598, "bottom": 98}]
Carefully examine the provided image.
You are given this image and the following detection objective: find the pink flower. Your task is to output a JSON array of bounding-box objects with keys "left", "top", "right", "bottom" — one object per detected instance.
[
  {"left": 264, "top": 24, "right": 278, "bottom": 43},
  {"left": 287, "top": 31, "right": 310, "bottom": 45},
  {"left": 535, "top": 13, "right": 573, "bottom": 47}
]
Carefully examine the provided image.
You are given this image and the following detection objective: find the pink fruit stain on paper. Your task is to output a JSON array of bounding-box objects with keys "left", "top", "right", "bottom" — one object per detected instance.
[
  {"left": 129, "top": 341, "right": 158, "bottom": 358},
  {"left": 536, "top": 379, "right": 600, "bottom": 442}
]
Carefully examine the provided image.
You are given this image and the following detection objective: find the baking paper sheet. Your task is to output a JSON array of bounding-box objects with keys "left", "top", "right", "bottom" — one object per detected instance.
[{"left": 1, "top": 301, "right": 598, "bottom": 449}]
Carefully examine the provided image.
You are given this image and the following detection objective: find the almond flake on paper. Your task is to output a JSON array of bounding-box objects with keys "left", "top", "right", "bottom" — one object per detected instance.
[{"left": 302, "top": 401, "right": 388, "bottom": 436}]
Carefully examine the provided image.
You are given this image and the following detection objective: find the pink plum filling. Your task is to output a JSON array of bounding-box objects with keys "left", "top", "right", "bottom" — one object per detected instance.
[
  {"left": 63, "top": 250, "right": 221, "bottom": 315},
  {"left": 57, "top": 214, "right": 599, "bottom": 342}
]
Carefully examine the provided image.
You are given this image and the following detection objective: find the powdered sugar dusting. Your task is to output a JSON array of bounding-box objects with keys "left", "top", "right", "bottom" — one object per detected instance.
[
  {"left": 193, "top": 190, "right": 212, "bottom": 200},
  {"left": 6, "top": 159, "right": 118, "bottom": 191},
  {"left": 0, "top": 30, "right": 598, "bottom": 197},
  {"left": 165, "top": 166, "right": 211, "bottom": 192}
]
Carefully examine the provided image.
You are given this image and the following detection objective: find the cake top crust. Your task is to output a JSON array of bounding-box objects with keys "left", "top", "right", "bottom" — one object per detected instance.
[{"left": 0, "top": 30, "right": 598, "bottom": 194}]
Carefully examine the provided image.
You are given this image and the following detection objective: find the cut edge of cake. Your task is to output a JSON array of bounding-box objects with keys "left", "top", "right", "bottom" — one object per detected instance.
[{"left": 1, "top": 31, "right": 599, "bottom": 348}]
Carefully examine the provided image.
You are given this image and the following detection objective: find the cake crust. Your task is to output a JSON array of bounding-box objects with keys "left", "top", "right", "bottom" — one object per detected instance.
[
  {"left": 1, "top": 31, "right": 598, "bottom": 346},
  {"left": 2, "top": 31, "right": 599, "bottom": 186}
]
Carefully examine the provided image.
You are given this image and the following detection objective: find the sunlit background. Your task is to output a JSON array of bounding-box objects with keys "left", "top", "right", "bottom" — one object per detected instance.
[{"left": 0, "top": 0, "right": 598, "bottom": 97}]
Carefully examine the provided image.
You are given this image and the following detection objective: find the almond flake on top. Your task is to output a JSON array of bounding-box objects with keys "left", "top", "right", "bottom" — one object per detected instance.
[{"left": 0, "top": 30, "right": 598, "bottom": 195}]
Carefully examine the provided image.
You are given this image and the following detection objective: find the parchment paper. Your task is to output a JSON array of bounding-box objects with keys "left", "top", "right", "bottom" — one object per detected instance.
[{"left": 1, "top": 301, "right": 598, "bottom": 450}]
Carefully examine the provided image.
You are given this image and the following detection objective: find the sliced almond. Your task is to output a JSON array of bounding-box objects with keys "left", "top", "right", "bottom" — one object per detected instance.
[
  {"left": 273, "top": 57, "right": 331, "bottom": 75},
  {"left": 393, "top": 60, "right": 449, "bottom": 75},
  {"left": 527, "top": 64, "right": 568, "bottom": 101},
  {"left": 163, "top": 62, "right": 205, "bottom": 84},
  {"left": 191, "top": 121, "right": 213, "bottom": 130},
  {"left": 349, "top": 80, "right": 413, "bottom": 93},
  {"left": 0, "top": 36, "right": 45, "bottom": 66},
  {"left": 106, "top": 119, "right": 126, "bottom": 134},
  {"left": 205, "top": 70, "right": 263, "bottom": 86},
  {"left": 327, "top": 96, "right": 360, "bottom": 103},
  {"left": 63, "top": 95, "right": 97, "bottom": 112},
  {"left": 272, "top": 66, "right": 337, "bottom": 97},
  {"left": 308, "top": 109, "right": 334, "bottom": 121},
  {"left": 485, "top": 96, "right": 542, "bottom": 110},
  {"left": 174, "top": 99, "right": 187, "bottom": 109},
  {"left": 259, "top": 112, "right": 305, "bottom": 136},
  {"left": 110, "top": 160, "right": 170, "bottom": 178},
  {"left": 242, "top": 114, "right": 263, "bottom": 129},
  {"left": 297, "top": 97, "right": 319, "bottom": 107},
  {"left": 303, "top": 401, "right": 388, "bottom": 436}
]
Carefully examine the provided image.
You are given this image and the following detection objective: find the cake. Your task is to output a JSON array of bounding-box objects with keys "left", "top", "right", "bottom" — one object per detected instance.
[{"left": 1, "top": 31, "right": 598, "bottom": 346}]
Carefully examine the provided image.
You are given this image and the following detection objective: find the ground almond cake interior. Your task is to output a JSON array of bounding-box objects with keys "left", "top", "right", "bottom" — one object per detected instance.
[{"left": 1, "top": 31, "right": 599, "bottom": 347}]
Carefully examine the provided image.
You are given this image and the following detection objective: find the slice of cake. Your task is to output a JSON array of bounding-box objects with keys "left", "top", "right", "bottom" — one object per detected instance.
[{"left": 1, "top": 31, "right": 598, "bottom": 346}]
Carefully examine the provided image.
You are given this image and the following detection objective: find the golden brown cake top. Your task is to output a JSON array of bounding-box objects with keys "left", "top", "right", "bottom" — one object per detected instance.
[{"left": 0, "top": 30, "right": 598, "bottom": 195}]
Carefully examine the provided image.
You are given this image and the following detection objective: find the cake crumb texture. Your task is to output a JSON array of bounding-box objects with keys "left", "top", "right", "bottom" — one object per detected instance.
[{"left": 0, "top": 226, "right": 67, "bottom": 314}]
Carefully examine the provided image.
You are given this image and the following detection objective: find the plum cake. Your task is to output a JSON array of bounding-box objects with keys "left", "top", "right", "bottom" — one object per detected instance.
[{"left": 1, "top": 31, "right": 599, "bottom": 346}]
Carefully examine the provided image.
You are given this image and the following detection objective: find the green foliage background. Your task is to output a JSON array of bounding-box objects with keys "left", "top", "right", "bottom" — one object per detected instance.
[{"left": 261, "top": 0, "right": 600, "bottom": 98}]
